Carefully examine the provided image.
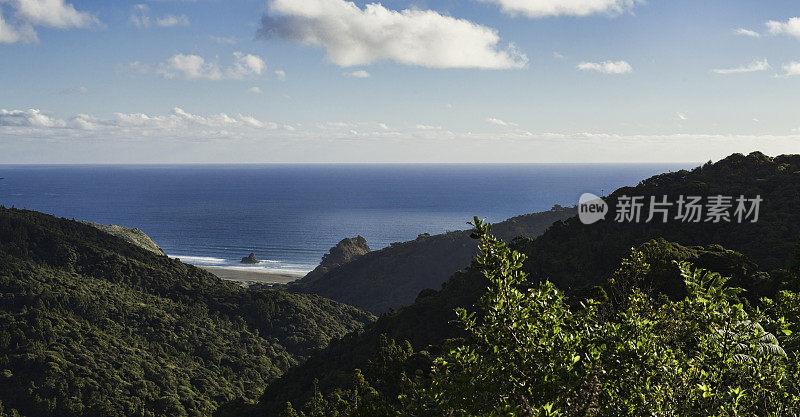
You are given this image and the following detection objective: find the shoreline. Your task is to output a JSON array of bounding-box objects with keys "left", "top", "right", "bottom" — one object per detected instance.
[{"left": 200, "top": 266, "right": 304, "bottom": 284}]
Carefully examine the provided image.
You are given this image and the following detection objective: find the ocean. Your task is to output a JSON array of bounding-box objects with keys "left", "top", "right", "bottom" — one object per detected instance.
[{"left": 0, "top": 164, "right": 693, "bottom": 274}]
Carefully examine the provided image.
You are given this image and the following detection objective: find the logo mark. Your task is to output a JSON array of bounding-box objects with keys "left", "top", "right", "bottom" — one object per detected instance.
[{"left": 578, "top": 193, "right": 608, "bottom": 225}]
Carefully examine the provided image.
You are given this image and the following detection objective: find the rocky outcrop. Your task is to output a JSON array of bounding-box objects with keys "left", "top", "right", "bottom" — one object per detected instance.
[
  {"left": 241, "top": 253, "right": 259, "bottom": 264},
  {"left": 81, "top": 221, "right": 166, "bottom": 256},
  {"left": 300, "top": 236, "right": 370, "bottom": 284}
]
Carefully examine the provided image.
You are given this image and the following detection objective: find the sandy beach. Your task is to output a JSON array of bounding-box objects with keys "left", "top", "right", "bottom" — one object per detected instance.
[{"left": 200, "top": 266, "right": 304, "bottom": 284}]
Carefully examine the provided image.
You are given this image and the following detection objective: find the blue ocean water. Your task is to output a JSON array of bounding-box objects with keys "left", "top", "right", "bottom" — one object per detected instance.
[{"left": 0, "top": 164, "right": 693, "bottom": 274}]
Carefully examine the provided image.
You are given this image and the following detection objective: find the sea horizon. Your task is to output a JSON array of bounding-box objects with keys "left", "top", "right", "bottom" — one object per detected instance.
[{"left": 0, "top": 163, "right": 696, "bottom": 275}]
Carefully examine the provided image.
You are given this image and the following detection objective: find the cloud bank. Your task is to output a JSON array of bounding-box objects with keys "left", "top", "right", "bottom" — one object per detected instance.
[
  {"left": 259, "top": 0, "right": 527, "bottom": 69},
  {"left": 4, "top": 108, "right": 799, "bottom": 164},
  {"left": 711, "top": 58, "right": 770, "bottom": 74},
  {"left": 0, "top": 108, "right": 66, "bottom": 127},
  {"left": 128, "top": 52, "right": 267, "bottom": 81},
  {"left": 0, "top": 107, "right": 276, "bottom": 131}
]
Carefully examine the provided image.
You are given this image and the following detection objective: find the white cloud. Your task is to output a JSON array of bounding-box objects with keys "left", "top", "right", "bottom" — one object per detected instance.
[
  {"left": 676, "top": 112, "right": 688, "bottom": 121},
  {"left": 238, "top": 115, "right": 269, "bottom": 128},
  {"left": 0, "top": 12, "right": 25, "bottom": 43},
  {"left": 132, "top": 52, "right": 267, "bottom": 81},
  {"left": 316, "top": 121, "right": 353, "bottom": 129},
  {"left": 227, "top": 52, "right": 266, "bottom": 79},
  {"left": 123, "top": 61, "right": 153, "bottom": 74},
  {"left": 274, "top": 69, "right": 286, "bottom": 80},
  {"left": 121, "top": 108, "right": 279, "bottom": 131},
  {"left": 766, "top": 17, "right": 800, "bottom": 39},
  {"left": 158, "top": 54, "right": 222, "bottom": 80},
  {"left": 0, "top": 0, "right": 97, "bottom": 43},
  {"left": 11, "top": 0, "right": 99, "bottom": 28},
  {"left": 247, "top": 86, "right": 263, "bottom": 94},
  {"left": 68, "top": 113, "right": 105, "bottom": 130},
  {"left": 130, "top": 4, "right": 150, "bottom": 28},
  {"left": 711, "top": 58, "right": 770, "bottom": 74},
  {"left": 553, "top": 51, "right": 565, "bottom": 59},
  {"left": 0, "top": 108, "right": 66, "bottom": 127},
  {"left": 779, "top": 61, "right": 800, "bottom": 77},
  {"left": 1, "top": 107, "right": 276, "bottom": 132},
  {"left": 476, "top": 0, "right": 641, "bottom": 18},
  {"left": 156, "top": 14, "right": 189, "bottom": 27},
  {"left": 487, "top": 117, "right": 517, "bottom": 127},
  {"left": 131, "top": 5, "right": 189, "bottom": 28},
  {"left": 735, "top": 28, "right": 760, "bottom": 37},
  {"left": 315, "top": 121, "right": 395, "bottom": 132},
  {"left": 260, "top": 0, "right": 527, "bottom": 69},
  {"left": 577, "top": 60, "right": 632, "bottom": 74},
  {"left": 344, "top": 70, "right": 370, "bottom": 78}
]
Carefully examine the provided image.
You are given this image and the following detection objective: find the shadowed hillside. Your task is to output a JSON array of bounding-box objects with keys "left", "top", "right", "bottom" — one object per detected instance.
[
  {"left": 516, "top": 151, "right": 800, "bottom": 297},
  {"left": 292, "top": 206, "right": 576, "bottom": 313}
]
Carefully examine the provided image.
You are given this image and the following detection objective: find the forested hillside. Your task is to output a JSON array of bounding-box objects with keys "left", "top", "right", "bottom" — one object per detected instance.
[
  {"left": 293, "top": 206, "right": 575, "bottom": 313},
  {"left": 241, "top": 152, "right": 800, "bottom": 415},
  {"left": 0, "top": 208, "right": 374, "bottom": 417}
]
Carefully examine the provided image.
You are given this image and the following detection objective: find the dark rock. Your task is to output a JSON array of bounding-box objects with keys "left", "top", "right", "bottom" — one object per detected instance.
[{"left": 241, "top": 252, "right": 259, "bottom": 264}]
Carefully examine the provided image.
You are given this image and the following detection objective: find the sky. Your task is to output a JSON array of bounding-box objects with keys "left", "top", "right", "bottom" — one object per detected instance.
[{"left": 1, "top": 0, "right": 799, "bottom": 163}]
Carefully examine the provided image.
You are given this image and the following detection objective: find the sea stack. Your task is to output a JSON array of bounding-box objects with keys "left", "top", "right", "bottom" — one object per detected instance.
[{"left": 241, "top": 252, "right": 259, "bottom": 264}]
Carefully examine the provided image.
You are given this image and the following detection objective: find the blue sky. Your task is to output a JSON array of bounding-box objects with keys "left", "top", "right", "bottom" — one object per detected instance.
[{"left": 1, "top": 0, "right": 799, "bottom": 163}]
